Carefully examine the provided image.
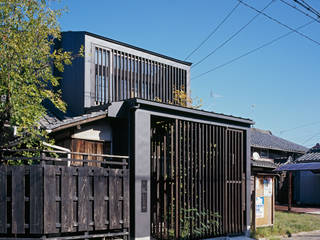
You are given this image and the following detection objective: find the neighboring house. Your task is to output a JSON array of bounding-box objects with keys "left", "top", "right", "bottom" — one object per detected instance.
[
  {"left": 249, "top": 128, "right": 307, "bottom": 205},
  {"left": 39, "top": 31, "right": 255, "bottom": 239},
  {"left": 293, "top": 143, "right": 320, "bottom": 206}
]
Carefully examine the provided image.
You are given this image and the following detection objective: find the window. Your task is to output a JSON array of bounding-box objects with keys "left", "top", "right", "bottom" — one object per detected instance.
[
  {"left": 95, "top": 47, "right": 110, "bottom": 104},
  {"left": 94, "top": 46, "right": 188, "bottom": 105}
]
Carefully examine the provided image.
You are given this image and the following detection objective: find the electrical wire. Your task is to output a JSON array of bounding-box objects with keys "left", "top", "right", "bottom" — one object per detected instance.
[
  {"left": 293, "top": 0, "right": 320, "bottom": 18},
  {"left": 192, "top": 20, "right": 313, "bottom": 80},
  {"left": 280, "top": 0, "right": 320, "bottom": 24},
  {"left": 191, "top": 0, "right": 275, "bottom": 69},
  {"left": 302, "top": 131, "right": 320, "bottom": 145},
  {"left": 238, "top": 0, "right": 320, "bottom": 46},
  {"left": 279, "top": 120, "right": 320, "bottom": 134},
  {"left": 184, "top": 2, "right": 241, "bottom": 60}
]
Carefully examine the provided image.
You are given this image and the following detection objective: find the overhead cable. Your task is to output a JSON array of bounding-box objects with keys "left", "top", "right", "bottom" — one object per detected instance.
[
  {"left": 191, "top": 0, "right": 275, "bottom": 69},
  {"left": 280, "top": 0, "right": 320, "bottom": 24},
  {"left": 184, "top": 2, "right": 241, "bottom": 60},
  {"left": 192, "top": 20, "right": 314, "bottom": 80},
  {"left": 238, "top": 0, "right": 320, "bottom": 46}
]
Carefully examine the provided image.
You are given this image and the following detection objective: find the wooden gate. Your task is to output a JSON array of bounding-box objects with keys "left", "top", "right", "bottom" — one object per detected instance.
[{"left": 151, "top": 119, "right": 246, "bottom": 239}]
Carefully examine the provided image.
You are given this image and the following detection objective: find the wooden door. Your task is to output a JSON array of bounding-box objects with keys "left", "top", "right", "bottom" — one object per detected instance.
[{"left": 71, "top": 139, "right": 111, "bottom": 166}]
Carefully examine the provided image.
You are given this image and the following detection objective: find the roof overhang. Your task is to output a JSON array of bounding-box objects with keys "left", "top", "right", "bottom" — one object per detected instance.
[
  {"left": 274, "top": 162, "right": 320, "bottom": 171},
  {"left": 251, "top": 144, "right": 306, "bottom": 154},
  {"left": 46, "top": 113, "right": 107, "bottom": 133},
  {"left": 129, "top": 98, "right": 254, "bottom": 128}
]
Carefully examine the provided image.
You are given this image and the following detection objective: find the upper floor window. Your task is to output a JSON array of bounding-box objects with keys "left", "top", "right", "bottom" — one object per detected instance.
[
  {"left": 94, "top": 46, "right": 188, "bottom": 105},
  {"left": 95, "top": 47, "right": 110, "bottom": 104}
]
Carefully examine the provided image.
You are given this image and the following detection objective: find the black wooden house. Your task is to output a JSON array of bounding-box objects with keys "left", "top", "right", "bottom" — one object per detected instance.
[
  {"left": 1, "top": 31, "right": 254, "bottom": 240},
  {"left": 54, "top": 31, "right": 254, "bottom": 239}
]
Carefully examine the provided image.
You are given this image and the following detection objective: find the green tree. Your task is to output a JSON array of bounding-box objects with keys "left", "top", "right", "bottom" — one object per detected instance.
[{"left": 0, "top": 0, "right": 79, "bottom": 149}]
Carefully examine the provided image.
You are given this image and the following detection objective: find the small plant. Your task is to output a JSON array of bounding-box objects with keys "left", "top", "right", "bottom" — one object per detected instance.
[
  {"left": 154, "top": 85, "right": 203, "bottom": 109},
  {"left": 167, "top": 208, "right": 220, "bottom": 239}
]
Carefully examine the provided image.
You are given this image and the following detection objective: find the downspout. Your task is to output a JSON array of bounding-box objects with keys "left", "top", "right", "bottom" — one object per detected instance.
[{"left": 43, "top": 142, "right": 71, "bottom": 166}]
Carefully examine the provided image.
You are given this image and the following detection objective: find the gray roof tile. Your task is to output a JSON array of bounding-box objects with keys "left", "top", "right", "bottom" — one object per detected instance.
[
  {"left": 295, "top": 152, "right": 320, "bottom": 163},
  {"left": 250, "top": 128, "right": 308, "bottom": 153},
  {"left": 40, "top": 101, "right": 107, "bottom": 131}
]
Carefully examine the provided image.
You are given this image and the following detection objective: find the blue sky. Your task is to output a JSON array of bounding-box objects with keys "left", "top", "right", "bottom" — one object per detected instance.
[{"left": 52, "top": 0, "right": 320, "bottom": 148}]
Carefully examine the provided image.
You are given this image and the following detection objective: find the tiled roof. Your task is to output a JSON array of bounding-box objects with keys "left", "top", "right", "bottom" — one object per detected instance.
[
  {"left": 40, "top": 101, "right": 107, "bottom": 131},
  {"left": 250, "top": 128, "right": 308, "bottom": 153},
  {"left": 251, "top": 159, "right": 277, "bottom": 169},
  {"left": 295, "top": 152, "right": 320, "bottom": 163}
]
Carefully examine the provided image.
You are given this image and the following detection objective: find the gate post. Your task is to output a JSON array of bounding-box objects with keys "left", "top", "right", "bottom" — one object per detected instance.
[{"left": 133, "top": 109, "right": 151, "bottom": 240}]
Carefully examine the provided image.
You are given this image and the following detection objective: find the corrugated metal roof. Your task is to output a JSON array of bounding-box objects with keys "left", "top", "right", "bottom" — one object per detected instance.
[{"left": 250, "top": 128, "right": 308, "bottom": 153}]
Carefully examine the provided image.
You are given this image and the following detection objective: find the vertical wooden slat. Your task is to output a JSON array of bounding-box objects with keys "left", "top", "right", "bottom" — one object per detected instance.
[
  {"left": 123, "top": 169, "right": 130, "bottom": 228},
  {"left": 241, "top": 131, "right": 245, "bottom": 231},
  {"left": 78, "top": 167, "right": 89, "bottom": 232},
  {"left": 198, "top": 123, "right": 202, "bottom": 232},
  {"left": 182, "top": 121, "right": 186, "bottom": 233},
  {"left": 237, "top": 131, "right": 241, "bottom": 233},
  {"left": 11, "top": 166, "right": 25, "bottom": 234},
  {"left": 126, "top": 53, "right": 130, "bottom": 99},
  {"left": 44, "top": 165, "right": 57, "bottom": 234},
  {"left": 194, "top": 122, "right": 198, "bottom": 231},
  {"left": 117, "top": 52, "right": 121, "bottom": 101},
  {"left": 205, "top": 124, "right": 209, "bottom": 236},
  {"left": 219, "top": 127, "right": 224, "bottom": 235},
  {"left": 190, "top": 122, "right": 194, "bottom": 236},
  {"left": 0, "top": 166, "right": 7, "bottom": 234},
  {"left": 94, "top": 168, "right": 106, "bottom": 230},
  {"left": 100, "top": 48, "right": 103, "bottom": 103},
  {"left": 61, "top": 167, "right": 74, "bottom": 232},
  {"left": 158, "top": 64, "right": 162, "bottom": 101},
  {"left": 174, "top": 119, "right": 179, "bottom": 238},
  {"left": 30, "top": 166, "right": 43, "bottom": 234},
  {"left": 156, "top": 134, "right": 160, "bottom": 237},
  {"left": 109, "top": 169, "right": 121, "bottom": 229}
]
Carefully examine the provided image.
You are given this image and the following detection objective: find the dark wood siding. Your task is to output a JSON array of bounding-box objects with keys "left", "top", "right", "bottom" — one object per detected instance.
[{"left": 151, "top": 119, "right": 246, "bottom": 239}]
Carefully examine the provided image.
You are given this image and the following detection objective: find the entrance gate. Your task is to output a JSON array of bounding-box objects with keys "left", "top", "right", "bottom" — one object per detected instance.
[{"left": 151, "top": 119, "right": 246, "bottom": 239}]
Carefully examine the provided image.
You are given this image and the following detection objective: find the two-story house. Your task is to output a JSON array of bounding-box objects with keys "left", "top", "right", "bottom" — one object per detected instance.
[{"left": 41, "top": 31, "right": 254, "bottom": 240}]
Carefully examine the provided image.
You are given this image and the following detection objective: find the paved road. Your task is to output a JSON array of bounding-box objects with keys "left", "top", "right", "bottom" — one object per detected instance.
[{"left": 282, "top": 230, "right": 320, "bottom": 239}]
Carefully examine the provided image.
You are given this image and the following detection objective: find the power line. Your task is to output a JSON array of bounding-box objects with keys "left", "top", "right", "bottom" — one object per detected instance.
[
  {"left": 279, "top": 120, "right": 320, "bottom": 134},
  {"left": 293, "top": 0, "right": 320, "bottom": 18},
  {"left": 184, "top": 2, "right": 241, "bottom": 60},
  {"left": 238, "top": 0, "right": 320, "bottom": 46},
  {"left": 280, "top": 0, "right": 320, "bottom": 24},
  {"left": 191, "top": 0, "right": 275, "bottom": 69},
  {"left": 192, "top": 20, "right": 313, "bottom": 80},
  {"left": 302, "top": 130, "right": 320, "bottom": 145}
]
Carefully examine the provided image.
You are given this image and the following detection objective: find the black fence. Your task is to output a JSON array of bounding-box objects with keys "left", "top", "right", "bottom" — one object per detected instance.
[
  {"left": 0, "top": 150, "right": 129, "bottom": 240},
  {"left": 151, "top": 119, "right": 246, "bottom": 239}
]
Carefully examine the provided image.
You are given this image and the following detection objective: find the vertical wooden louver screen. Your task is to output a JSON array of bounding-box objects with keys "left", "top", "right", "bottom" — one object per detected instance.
[
  {"left": 94, "top": 47, "right": 187, "bottom": 105},
  {"left": 151, "top": 119, "right": 246, "bottom": 239},
  {"left": 95, "top": 47, "right": 110, "bottom": 104}
]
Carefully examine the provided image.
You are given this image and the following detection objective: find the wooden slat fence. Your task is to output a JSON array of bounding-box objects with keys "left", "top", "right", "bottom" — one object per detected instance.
[
  {"left": 151, "top": 119, "right": 246, "bottom": 239},
  {"left": 0, "top": 159, "right": 129, "bottom": 239}
]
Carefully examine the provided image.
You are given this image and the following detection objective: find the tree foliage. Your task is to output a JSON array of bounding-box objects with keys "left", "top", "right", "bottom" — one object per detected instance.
[{"left": 0, "top": 0, "right": 79, "bottom": 149}]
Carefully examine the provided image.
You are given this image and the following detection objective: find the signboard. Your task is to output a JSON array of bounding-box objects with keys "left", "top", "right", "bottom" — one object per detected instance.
[
  {"left": 264, "top": 178, "right": 272, "bottom": 197},
  {"left": 256, "top": 197, "right": 264, "bottom": 218}
]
